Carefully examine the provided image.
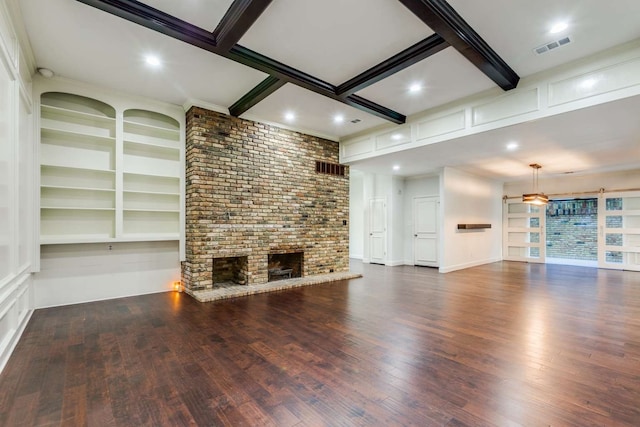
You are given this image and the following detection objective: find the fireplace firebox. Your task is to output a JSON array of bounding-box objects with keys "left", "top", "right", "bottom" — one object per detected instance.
[
  {"left": 213, "top": 256, "right": 248, "bottom": 287},
  {"left": 268, "top": 252, "right": 303, "bottom": 282}
]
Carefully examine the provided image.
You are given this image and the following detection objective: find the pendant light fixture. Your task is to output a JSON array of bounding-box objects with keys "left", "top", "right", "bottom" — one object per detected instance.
[{"left": 522, "top": 163, "right": 548, "bottom": 205}]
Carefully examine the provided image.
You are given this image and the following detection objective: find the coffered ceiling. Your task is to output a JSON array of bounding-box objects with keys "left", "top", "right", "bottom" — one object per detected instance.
[{"left": 17, "top": 0, "right": 640, "bottom": 179}]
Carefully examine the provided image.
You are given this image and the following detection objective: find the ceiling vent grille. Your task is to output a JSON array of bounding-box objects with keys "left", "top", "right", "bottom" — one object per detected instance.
[{"left": 534, "top": 36, "right": 572, "bottom": 55}]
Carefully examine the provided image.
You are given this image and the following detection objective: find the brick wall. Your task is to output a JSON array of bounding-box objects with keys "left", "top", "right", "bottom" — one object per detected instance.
[{"left": 181, "top": 107, "right": 349, "bottom": 291}]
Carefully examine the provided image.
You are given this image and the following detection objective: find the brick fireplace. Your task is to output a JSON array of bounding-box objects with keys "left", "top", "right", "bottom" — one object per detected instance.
[{"left": 181, "top": 107, "right": 349, "bottom": 292}]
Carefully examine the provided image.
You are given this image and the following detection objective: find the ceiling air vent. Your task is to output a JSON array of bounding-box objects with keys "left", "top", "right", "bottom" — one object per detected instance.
[{"left": 534, "top": 36, "right": 572, "bottom": 55}]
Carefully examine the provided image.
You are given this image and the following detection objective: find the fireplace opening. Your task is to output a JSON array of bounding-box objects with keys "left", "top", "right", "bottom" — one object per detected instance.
[
  {"left": 213, "top": 256, "right": 248, "bottom": 287},
  {"left": 268, "top": 252, "right": 303, "bottom": 282}
]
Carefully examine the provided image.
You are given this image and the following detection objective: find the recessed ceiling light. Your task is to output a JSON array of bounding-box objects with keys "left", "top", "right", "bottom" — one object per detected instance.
[
  {"left": 391, "top": 133, "right": 403, "bottom": 141},
  {"left": 145, "top": 55, "right": 161, "bottom": 67},
  {"left": 284, "top": 111, "right": 295, "bottom": 122},
  {"left": 392, "top": 165, "right": 400, "bottom": 171},
  {"left": 333, "top": 114, "right": 344, "bottom": 124},
  {"left": 549, "top": 22, "right": 568, "bottom": 34},
  {"left": 409, "top": 83, "right": 422, "bottom": 93},
  {"left": 506, "top": 142, "right": 519, "bottom": 151}
]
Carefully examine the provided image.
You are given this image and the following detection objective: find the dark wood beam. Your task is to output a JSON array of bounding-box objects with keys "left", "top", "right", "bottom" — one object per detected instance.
[
  {"left": 344, "top": 94, "right": 406, "bottom": 124},
  {"left": 212, "top": 0, "right": 273, "bottom": 52},
  {"left": 337, "top": 34, "right": 449, "bottom": 96},
  {"left": 75, "top": 0, "right": 406, "bottom": 124},
  {"left": 229, "top": 76, "right": 285, "bottom": 117},
  {"left": 397, "top": 0, "right": 519, "bottom": 90},
  {"left": 227, "top": 45, "right": 336, "bottom": 94},
  {"left": 228, "top": 47, "right": 406, "bottom": 124}
]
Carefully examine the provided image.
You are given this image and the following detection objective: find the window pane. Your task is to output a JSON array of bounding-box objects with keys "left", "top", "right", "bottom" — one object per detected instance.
[
  {"left": 606, "top": 216, "right": 622, "bottom": 228},
  {"left": 606, "top": 234, "right": 622, "bottom": 246},
  {"left": 606, "top": 251, "right": 623, "bottom": 263},
  {"left": 606, "top": 198, "right": 622, "bottom": 211}
]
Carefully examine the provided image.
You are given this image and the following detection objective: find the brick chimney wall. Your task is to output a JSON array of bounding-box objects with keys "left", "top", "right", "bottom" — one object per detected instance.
[{"left": 181, "top": 107, "right": 349, "bottom": 291}]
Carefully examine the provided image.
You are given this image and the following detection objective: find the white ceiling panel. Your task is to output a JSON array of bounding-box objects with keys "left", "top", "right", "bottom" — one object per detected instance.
[
  {"left": 448, "top": 0, "right": 640, "bottom": 77},
  {"left": 239, "top": 0, "right": 433, "bottom": 85},
  {"left": 242, "top": 83, "right": 388, "bottom": 139},
  {"left": 138, "top": 0, "right": 235, "bottom": 32},
  {"left": 356, "top": 48, "right": 496, "bottom": 117},
  {"left": 20, "top": 0, "right": 268, "bottom": 107}
]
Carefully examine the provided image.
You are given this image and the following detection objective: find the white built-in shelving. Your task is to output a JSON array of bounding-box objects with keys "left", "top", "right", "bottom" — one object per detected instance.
[
  {"left": 39, "top": 92, "right": 183, "bottom": 245},
  {"left": 122, "top": 109, "right": 181, "bottom": 239}
]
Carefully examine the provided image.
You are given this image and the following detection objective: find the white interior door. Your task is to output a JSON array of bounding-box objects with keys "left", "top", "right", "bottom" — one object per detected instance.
[
  {"left": 413, "top": 196, "right": 439, "bottom": 267},
  {"left": 369, "top": 198, "right": 386, "bottom": 265},
  {"left": 599, "top": 191, "right": 640, "bottom": 271},
  {"left": 503, "top": 199, "right": 545, "bottom": 262}
]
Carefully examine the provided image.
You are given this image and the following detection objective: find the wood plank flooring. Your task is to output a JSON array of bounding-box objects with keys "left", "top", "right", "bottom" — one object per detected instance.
[{"left": 1, "top": 260, "right": 640, "bottom": 426}]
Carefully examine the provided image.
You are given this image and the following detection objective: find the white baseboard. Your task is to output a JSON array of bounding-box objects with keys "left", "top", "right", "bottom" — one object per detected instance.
[
  {"left": 439, "top": 257, "right": 501, "bottom": 273},
  {"left": 349, "top": 254, "right": 363, "bottom": 260},
  {"left": 385, "top": 260, "right": 405, "bottom": 267}
]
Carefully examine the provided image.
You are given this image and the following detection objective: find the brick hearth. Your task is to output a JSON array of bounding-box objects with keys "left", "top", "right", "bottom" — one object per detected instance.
[{"left": 181, "top": 107, "right": 350, "bottom": 292}]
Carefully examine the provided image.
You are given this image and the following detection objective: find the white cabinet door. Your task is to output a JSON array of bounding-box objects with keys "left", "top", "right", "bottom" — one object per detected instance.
[
  {"left": 414, "top": 196, "right": 439, "bottom": 267},
  {"left": 503, "top": 199, "right": 545, "bottom": 263},
  {"left": 369, "top": 198, "right": 386, "bottom": 264},
  {"left": 599, "top": 191, "right": 640, "bottom": 271}
]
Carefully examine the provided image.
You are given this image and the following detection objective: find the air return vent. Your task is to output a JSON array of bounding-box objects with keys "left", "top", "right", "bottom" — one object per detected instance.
[
  {"left": 316, "top": 161, "right": 346, "bottom": 177},
  {"left": 534, "top": 36, "right": 572, "bottom": 55}
]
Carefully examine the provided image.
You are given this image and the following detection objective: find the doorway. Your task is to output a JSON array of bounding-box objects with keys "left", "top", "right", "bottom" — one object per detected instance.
[
  {"left": 545, "top": 199, "right": 598, "bottom": 267},
  {"left": 413, "top": 196, "right": 439, "bottom": 267},
  {"left": 369, "top": 198, "right": 386, "bottom": 265}
]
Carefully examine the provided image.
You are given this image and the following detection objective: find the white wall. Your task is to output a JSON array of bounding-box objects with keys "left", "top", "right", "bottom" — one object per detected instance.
[
  {"left": 504, "top": 169, "right": 640, "bottom": 197},
  {"left": 388, "top": 176, "right": 405, "bottom": 266},
  {"left": 403, "top": 175, "right": 440, "bottom": 264},
  {"left": 0, "top": 0, "right": 35, "bottom": 372},
  {"left": 34, "top": 241, "right": 180, "bottom": 308},
  {"left": 349, "top": 171, "right": 364, "bottom": 259},
  {"left": 440, "top": 167, "right": 503, "bottom": 273}
]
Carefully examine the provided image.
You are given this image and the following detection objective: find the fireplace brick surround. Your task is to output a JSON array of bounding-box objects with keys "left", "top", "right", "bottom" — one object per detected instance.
[{"left": 181, "top": 107, "right": 349, "bottom": 292}]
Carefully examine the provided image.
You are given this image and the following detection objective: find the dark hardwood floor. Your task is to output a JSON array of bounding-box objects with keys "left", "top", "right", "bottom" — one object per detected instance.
[{"left": 1, "top": 261, "right": 640, "bottom": 426}]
